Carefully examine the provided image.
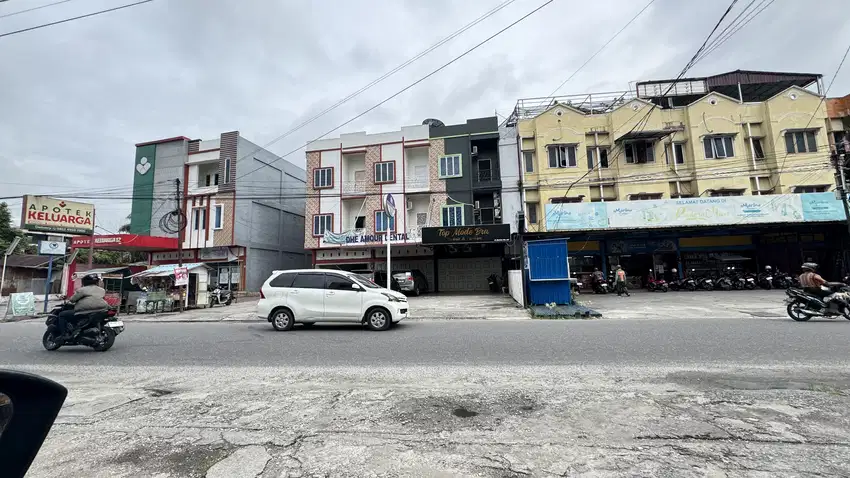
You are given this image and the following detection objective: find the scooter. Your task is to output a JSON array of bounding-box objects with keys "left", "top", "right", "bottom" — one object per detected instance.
[
  {"left": 646, "top": 271, "right": 669, "bottom": 292},
  {"left": 42, "top": 302, "right": 124, "bottom": 352},
  {"left": 208, "top": 286, "right": 233, "bottom": 307}
]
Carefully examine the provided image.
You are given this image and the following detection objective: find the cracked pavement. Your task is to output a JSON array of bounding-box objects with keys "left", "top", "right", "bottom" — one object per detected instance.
[{"left": 13, "top": 364, "right": 850, "bottom": 477}]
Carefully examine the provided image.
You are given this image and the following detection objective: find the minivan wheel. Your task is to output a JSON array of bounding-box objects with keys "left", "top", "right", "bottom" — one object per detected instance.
[
  {"left": 413, "top": 285, "right": 421, "bottom": 297},
  {"left": 271, "top": 309, "right": 294, "bottom": 331},
  {"left": 365, "top": 308, "right": 392, "bottom": 331}
]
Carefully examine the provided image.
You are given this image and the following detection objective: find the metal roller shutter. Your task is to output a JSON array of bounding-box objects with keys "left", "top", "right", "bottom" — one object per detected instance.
[{"left": 437, "top": 257, "right": 501, "bottom": 292}]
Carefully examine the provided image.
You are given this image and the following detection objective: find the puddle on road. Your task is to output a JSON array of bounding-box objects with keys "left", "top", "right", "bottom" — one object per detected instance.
[{"left": 452, "top": 407, "right": 478, "bottom": 418}]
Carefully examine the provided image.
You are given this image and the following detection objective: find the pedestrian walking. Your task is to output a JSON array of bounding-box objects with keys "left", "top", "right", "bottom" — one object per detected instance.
[{"left": 615, "top": 265, "right": 630, "bottom": 297}]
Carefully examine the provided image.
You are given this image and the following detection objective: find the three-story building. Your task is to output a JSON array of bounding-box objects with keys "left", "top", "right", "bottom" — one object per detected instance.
[
  {"left": 129, "top": 131, "right": 308, "bottom": 292},
  {"left": 304, "top": 117, "right": 521, "bottom": 292},
  {"left": 509, "top": 70, "right": 848, "bottom": 285}
]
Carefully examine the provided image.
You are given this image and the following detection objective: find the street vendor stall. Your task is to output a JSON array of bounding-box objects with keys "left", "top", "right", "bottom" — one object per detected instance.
[
  {"left": 128, "top": 263, "right": 211, "bottom": 312},
  {"left": 71, "top": 266, "right": 143, "bottom": 311}
]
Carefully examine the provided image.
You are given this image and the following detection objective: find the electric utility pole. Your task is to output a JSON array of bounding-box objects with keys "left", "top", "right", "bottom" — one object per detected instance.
[
  {"left": 831, "top": 151, "right": 850, "bottom": 238},
  {"left": 176, "top": 178, "right": 184, "bottom": 313}
]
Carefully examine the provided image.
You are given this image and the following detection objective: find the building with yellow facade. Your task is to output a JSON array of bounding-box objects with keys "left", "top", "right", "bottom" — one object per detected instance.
[{"left": 509, "top": 70, "right": 848, "bottom": 288}]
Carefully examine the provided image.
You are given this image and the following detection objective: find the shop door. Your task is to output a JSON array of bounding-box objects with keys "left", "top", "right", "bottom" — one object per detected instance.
[{"left": 437, "top": 257, "right": 501, "bottom": 292}]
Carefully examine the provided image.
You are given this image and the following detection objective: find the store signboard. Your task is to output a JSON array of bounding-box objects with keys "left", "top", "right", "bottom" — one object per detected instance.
[
  {"left": 545, "top": 193, "right": 846, "bottom": 232},
  {"left": 7, "top": 292, "right": 36, "bottom": 317},
  {"left": 421, "top": 224, "right": 511, "bottom": 245},
  {"left": 22, "top": 196, "right": 94, "bottom": 235},
  {"left": 173, "top": 267, "right": 189, "bottom": 286}
]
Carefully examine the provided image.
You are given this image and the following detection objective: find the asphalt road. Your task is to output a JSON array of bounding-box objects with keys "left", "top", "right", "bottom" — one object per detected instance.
[{"left": 3, "top": 317, "right": 850, "bottom": 367}]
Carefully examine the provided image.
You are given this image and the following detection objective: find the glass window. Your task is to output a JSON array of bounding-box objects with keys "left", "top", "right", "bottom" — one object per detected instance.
[
  {"left": 270, "top": 272, "right": 296, "bottom": 288},
  {"left": 224, "top": 158, "right": 231, "bottom": 183},
  {"left": 313, "top": 167, "right": 333, "bottom": 188},
  {"left": 548, "top": 145, "right": 577, "bottom": 168},
  {"left": 351, "top": 275, "right": 381, "bottom": 289},
  {"left": 441, "top": 205, "right": 463, "bottom": 226},
  {"left": 439, "top": 154, "right": 462, "bottom": 178},
  {"left": 626, "top": 141, "right": 655, "bottom": 163},
  {"left": 523, "top": 151, "right": 534, "bottom": 173},
  {"left": 784, "top": 130, "right": 818, "bottom": 154},
  {"left": 326, "top": 275, "right": 355, "bottom": 290},
  {"left": 291, "top": 273, "right": 326, "bottom": 289},
  {"left": 374, "top": 162, "right": 395, "bottom": 183},
  {"left": 527, "top": 203, "right": 538, "bottom": 224},
  {"left": 704, "top": 136, "right": 734, "bottom": 159},
  {"left": 375, "top": 211, "right": 395, "bottom": 232},
  {"left": 587, "top": 148, "right": 609, "bottom": 169},
  {"left": 312, "top": 214, "right": 332, "bottom": 236},
  {"left": 750, "top": 139, "right": 765, "bottom": 160},
  {"left": 673, "top": 143, "right": 685, "bottom": 164},
  {"left": 213, "top": 205, "right": 223, "bottom": 229}
]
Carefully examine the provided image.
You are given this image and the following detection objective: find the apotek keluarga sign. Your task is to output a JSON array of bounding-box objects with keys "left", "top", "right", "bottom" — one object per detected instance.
[{"left": 22, "top": 195, "right": 94, "bottom": 235}]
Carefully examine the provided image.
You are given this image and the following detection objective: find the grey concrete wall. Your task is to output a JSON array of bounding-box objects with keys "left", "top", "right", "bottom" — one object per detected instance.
[
  {"left": 499, "top": 125, "right": 522, "bottom": 235},
  {"left": 235, "top": 137, "right": 309, "bottom": 289},
  {"left": 150, "top": 140, "right": 188, "bottom": 237}
]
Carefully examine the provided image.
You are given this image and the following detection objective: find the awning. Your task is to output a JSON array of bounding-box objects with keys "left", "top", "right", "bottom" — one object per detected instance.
[
  {"left": 615, "top": 130, "right": 672, "bottom": 142},
  {"left": 128, "top": 263, "right": 210, "bottom": 279},
  {"left": 72, "top": 267, "right": 127, "bottom": 280}
]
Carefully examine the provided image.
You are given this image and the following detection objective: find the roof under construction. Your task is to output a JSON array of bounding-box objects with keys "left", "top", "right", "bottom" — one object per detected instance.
[{"left": 507, "top": 69, "right": 823, "bottom": 126}]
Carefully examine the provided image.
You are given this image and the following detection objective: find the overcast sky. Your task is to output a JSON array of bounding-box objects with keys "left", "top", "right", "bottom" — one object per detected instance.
[{"left": 1, "top": 0, "right": 849, "bottom": 231}]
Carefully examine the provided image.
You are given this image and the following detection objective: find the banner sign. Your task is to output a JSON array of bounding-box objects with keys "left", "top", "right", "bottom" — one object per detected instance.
[
  {"left": 546, "top": 192, "right": 846, "bottom": 231},
  {"left": 421, "top": 224, "right": 511, "bottom": 244},
  {"left": 8, "top": 292, "right": 36, "bottom": 317},
  {"left": 22, "top": 196, "right": 94, "bottom": 235},
  {"left": 174, "top": 267, "right": 189, "bottom": 286},
  {"left": 323, "top": 231, "right": 409, "bottom": 246},
  {"left": 38, "top": 240, "right": 67, "bottom": 256}
]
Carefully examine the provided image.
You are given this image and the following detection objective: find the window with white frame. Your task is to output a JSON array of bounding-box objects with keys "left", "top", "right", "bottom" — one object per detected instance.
[
  {"left": 624, "top": 141, "right": 655, "bottom": 164},
  {"left": 586, "top": 147, "right": 609, "bottom": 169},
  {"left": 205, "top": 173, "right": 220, "bottom": 187},
  {"left": 312, "top": 214, "right": 332, "bottom": 236},
  {"left": 439, "top": 154, "right": 462, "bottom": 178},
  {"left": 784, "top": 130, "right": 818, "bottom": 154},
  {"left": 375, "top": 211, "right": 396, "bottom": 232},
  {"left": 213, "top": 204, "right": 224, "bottom": 230},
  {"left": 703, "top": 136, "right": 735, "bottom": 159},
  {"left": 192, "top": 208, "right": 206, "bottom": 231},
  {"left": 441, "top": 205, "right": 463, "bottom": 226},
  {"left": 666, "top": 143, "right": 685, "bottom": 165},
  {"left": 548, "top": 145, "right": 577, "bottom": 168},
  {"left": 374, "top": 161, "right": 395, "bottom": 183},
  {"left": 313, "top": 167, "right": 333, "bottom": 188},
  {"left": 523, "top": 151, "right": 535, "bottom": 173}
]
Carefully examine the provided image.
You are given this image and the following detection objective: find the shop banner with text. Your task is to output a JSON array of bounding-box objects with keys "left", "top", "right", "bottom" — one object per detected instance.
[{"left": 545, "top": 192, "right": 846, "bottom": 232}]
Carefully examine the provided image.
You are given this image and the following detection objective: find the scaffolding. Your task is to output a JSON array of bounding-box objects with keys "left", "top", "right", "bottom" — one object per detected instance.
[{"left": 506, "top": 90, "right": 634, "bottom": 126}]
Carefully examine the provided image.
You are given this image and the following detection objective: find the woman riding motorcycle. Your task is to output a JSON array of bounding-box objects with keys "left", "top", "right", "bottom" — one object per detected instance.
[{"left": 57, "top": 273, "right": 109, "bottom": 340}]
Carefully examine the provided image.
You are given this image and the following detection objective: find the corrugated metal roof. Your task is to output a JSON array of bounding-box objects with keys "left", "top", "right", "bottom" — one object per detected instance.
[{"left": 3, "top": 255, "right": 60, "bottom": 269}]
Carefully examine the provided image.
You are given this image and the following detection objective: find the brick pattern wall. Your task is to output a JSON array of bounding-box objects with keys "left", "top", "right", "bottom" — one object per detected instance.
[
  {"left": 219, "top": 131, "right": 239, "bottom": 193},
  {"left": 428, "top": 139, "right": 446, "bottom": 192},
  {"left": 304, "top": 151, "right": 321, "bottom": 249},
  {"left": 428, "top": 193, "right": 448, "bottom": 226},
  {"left": 188, "top": 140, "right": 200, "bottom": 153},
  {"left": 364, "top": 146, "right": 382, "bottom": 233},
  {"left": 214, "top": 192, "right": 236, "bottom": 246}
]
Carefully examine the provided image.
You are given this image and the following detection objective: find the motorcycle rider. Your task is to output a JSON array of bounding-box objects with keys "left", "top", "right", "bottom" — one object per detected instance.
[
  {"left": 591, "top": 268, "right": 605, "bottom": 290},
  {"left": 799, "top": 262, "right": 828, "bottom": 299},
  {"left": 57, "top": 273, "right": 109, "bottom": 341}
]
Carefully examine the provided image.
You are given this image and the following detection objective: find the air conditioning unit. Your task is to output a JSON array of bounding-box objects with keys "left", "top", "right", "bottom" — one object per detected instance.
[
  {"left": 406, "top": 199, "right": 413, "bottom": 211},
  {"left": 474, "top": 200, "right": 480, "bottom": 209},
  {"left": 471, "top": 145, "right": 478, "bottom": 156}
]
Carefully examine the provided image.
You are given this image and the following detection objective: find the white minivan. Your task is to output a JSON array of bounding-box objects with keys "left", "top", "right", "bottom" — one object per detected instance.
[{"left": 257, "top": 269, "right": 409, "bottom": 331}]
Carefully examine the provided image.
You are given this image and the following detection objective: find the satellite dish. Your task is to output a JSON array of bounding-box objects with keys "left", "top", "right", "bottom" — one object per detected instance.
[{"left": 422, "top": 118, "right": 444, "bottom": 127}]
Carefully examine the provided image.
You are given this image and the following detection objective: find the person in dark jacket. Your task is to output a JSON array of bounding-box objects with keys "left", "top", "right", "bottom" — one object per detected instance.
[{"left": 57, "top": 274, "right": 109, "bottom": 340}]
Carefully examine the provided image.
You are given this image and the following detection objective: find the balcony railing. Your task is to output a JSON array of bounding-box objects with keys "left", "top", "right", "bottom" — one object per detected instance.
[
  {"left": 405, "top": 175, "right": 429, "bottom": 191},
  {"left": 476, "top": 168, "right": 500, "bottom": 183},
  {"left": 342, "top": 180, "right": 367, "bottom": 195}
]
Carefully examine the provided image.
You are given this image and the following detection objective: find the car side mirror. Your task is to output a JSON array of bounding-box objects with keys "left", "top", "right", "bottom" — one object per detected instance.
[{"left": 351, "top": 283, "right": 362, "bottom": 291}]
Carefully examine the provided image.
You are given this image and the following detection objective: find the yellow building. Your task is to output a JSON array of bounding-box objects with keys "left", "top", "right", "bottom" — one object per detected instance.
[
  {"left": 512, "top": 70, "right": 834, "bottom": 232},
  {"left": 509, "top": 70, "right": 847, "bottom": 286}
]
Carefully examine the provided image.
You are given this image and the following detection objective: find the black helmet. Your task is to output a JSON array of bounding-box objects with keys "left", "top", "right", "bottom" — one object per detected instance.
[
  {"left": 81, "top": 273, "right": 100, "bottom": 286},
  {"left": 801, "top": 262, "right": 818, "bottom": 272}
]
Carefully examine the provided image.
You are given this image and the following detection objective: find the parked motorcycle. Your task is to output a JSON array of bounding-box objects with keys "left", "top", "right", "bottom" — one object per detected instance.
[
  {"left": 714, "top": 273, "right": 733, "bottom": 291},
  {"left": 592, "top": 281, "right": 609, "bottom": 294},
  {"left": 487, "top": 274, "right": 501, "bottom": 293},
  {"left": 42, "top": 302, "right": 124, "bottom": 352},
  {"left": 208, "top": 286, "right": 233, "bottom": 307},
  {"left": 757, "top": 271, "right": 773, "bottom": 290},
  {"left": 742, "top": 272, "right": 757, "bottom": 290},
  {"left": 646, "top": 271, "right": 669, "bottom": 292},
  {"left": 785, "top": 283, "right": 850, "bottom": 321},
  {"left": 694, "top": 271, "right": 714, "bottom": 291}
]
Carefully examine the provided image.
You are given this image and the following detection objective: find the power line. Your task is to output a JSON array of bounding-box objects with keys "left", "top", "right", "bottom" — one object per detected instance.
[
  {"left": 0, "top": 0, "right": 74, "bottom": 19},
  {"left": 233, "top": 0, "right": 555, "bottom": 183},
  {"left": 547, "top": 0, "right": 656, "bottom": 97},
  {"left": 693, "top": 0, "right": 775, "bottom": 64},
  {"left": 0, "top": 0, "right": 154, "bottom": 39}
]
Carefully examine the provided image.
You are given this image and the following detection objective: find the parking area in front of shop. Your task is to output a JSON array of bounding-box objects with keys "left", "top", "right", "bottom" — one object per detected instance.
[{"left": 576, "top": 288, "right": 791, "bottom": 320}]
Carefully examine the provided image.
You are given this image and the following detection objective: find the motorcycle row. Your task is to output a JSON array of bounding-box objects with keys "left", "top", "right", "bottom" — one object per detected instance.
[{"left": 574, "top": 266, "right": 800, "bottom": 295}]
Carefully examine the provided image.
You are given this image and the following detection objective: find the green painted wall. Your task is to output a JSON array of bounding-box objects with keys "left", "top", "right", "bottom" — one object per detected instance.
[{"left": 130, "top": 144, "right": 156, "bottom": 234}]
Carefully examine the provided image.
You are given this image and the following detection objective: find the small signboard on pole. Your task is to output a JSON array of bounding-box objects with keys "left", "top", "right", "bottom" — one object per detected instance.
[
  {"left": 7, "top": 292, "right": 36, "bottom": 318},
  {"left": 174, "top": 267, "right": 189, "bottom": 287}
]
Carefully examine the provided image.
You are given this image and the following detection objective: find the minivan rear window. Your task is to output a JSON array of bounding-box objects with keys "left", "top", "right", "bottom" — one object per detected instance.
[{"left": 270, "top": 272, "right": 296, "bottom": 288}]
